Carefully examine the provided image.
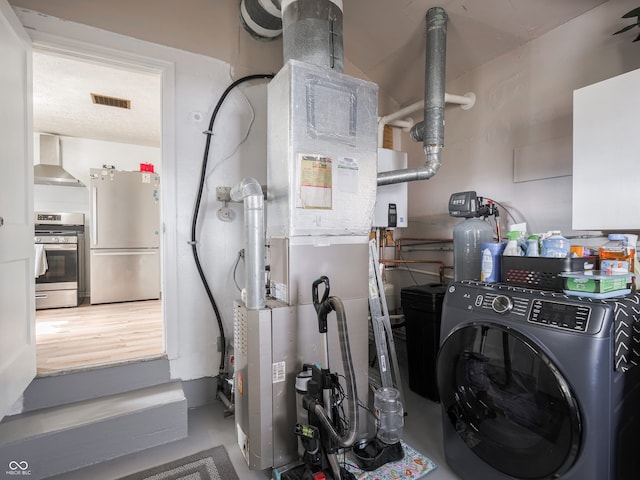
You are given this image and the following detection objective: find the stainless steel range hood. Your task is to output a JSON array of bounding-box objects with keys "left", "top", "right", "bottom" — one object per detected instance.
[{"left": 34, "top": 134, "right": 85, "bottom": 187}]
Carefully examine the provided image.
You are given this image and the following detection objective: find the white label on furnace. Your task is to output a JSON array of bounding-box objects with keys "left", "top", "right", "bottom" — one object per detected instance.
[
  {"left": 336, "top": 157, "right": 359, "bottom": 194},
  {"left": 298, "top": 154, "right": 332, "bottom": 209},
  {"left": 272, "top": 361, "right": 286, "bottom": 383},
  {"left": 142, "top": 172, "right": 151, "bottom": 183}
]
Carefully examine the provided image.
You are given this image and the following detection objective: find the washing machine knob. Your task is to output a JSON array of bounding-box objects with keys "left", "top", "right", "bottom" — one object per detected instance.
[{"left": 492, "top": 295, "right": 513, "bottom": 314}]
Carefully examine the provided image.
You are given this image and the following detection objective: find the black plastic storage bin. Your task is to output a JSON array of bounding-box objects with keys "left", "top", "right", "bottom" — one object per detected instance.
[
  {"left": 501, "top": 255, "right": 598, "bottom": 292},
  {"left": 400, "top": 283, "right": 447, "bottom": 402}
]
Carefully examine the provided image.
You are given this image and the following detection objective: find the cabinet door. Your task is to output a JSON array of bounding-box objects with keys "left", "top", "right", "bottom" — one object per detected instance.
[{"left": 573, "top": 68, "right": 640, "bottom": 230}]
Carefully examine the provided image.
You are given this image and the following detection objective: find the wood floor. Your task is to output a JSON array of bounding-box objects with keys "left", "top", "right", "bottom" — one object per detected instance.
[{"left": 35, "top": 299, "right": 164, "bottom": 375}]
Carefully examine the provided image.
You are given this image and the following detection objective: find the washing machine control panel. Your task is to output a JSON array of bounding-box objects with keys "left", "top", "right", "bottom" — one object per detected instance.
[
  {"left": 464, "top": 282, "right": 598, "bottom": 334},
  {"left": 529, "top": 299, "right": 590, "bottom": 332}
]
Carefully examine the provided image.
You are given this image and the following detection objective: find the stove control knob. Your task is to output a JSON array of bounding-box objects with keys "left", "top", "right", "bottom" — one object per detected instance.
[
  {"left": 492, "top": 295, "right": 513, "bottom": 314},
  {"left": 60, "top": 237, "right": 67, "bottom": 243},
  {"left": 35, "top": 237, "right": 41, "bottom": 243},
  {"left": 52, "top": 237, "right": 59, "bottom": 243}
]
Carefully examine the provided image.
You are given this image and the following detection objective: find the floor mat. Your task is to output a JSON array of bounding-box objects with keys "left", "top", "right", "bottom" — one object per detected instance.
[
  {"left": 115, "top": 445, "right": 238, "bottom": 480},
  {"left": 345, "top": 440, "right": 437, "bottom": 479}
]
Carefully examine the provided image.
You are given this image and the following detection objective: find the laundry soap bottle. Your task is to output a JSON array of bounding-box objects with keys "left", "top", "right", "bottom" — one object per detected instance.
[{"left": 481, "top": 241, "right": 506, "bottom": 282}]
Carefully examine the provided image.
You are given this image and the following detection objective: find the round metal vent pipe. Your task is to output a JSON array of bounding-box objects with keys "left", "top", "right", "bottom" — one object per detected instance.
[
  {"left": 282, "top": 0, "right": 344, "bottom": 72},
  {"left": 377, "top": 7, "right": 448, "bottom": 186},
  {"left": 241, "top": 0, "right": 344, "bottom": 72},
  {"left": 230, "top": 178, "right": 265, "bottom": 310}
]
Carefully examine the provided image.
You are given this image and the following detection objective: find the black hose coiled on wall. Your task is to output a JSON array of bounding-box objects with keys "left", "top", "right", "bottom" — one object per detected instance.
[{"left": 190, "top": 73, "right": 274, "bottom": 374}]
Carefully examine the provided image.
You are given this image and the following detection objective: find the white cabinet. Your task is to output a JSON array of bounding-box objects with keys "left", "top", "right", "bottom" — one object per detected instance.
[{"left": 572, "top": 68, "right": 640, "bottom": 230}]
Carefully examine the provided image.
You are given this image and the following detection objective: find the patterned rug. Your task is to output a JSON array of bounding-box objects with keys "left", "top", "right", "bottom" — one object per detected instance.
[
  {"left": 116, "top": 446, "right": 238, "bottom": 480},
  {"left": 345, "top": 440, "right": 437, "bottom": 479}
]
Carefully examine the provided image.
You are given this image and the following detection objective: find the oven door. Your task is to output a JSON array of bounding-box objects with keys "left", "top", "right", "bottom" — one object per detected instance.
[{"left": 35, "top": 243, "right": 79, "bottom": 309}]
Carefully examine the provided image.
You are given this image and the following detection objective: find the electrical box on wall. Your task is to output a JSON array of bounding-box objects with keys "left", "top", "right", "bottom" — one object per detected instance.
[{"left": 373, "top": 148, "right": 408, "bottom": 228}]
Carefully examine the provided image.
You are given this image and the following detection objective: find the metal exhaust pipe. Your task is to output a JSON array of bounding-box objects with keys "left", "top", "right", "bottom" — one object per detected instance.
[
  {"left": 241, "top": 0, "right": 344, "bottom": 71},
  {"left": 230, "top": 178, "right": 266, "bottom": 310},
  {"left": 281, "top": 0, "right": 344, "bottom": 72},
  {"left": 377, "top": 7, "right": 448, "bottom": 186}
]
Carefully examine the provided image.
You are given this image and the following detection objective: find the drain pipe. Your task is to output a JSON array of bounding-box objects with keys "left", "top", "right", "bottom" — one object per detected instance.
[
  {"left": 230, "top": 178, "right": 266, "bottom": 310},
  {"left": 377, "top": 6, "right": 449, "bottom": 186}
]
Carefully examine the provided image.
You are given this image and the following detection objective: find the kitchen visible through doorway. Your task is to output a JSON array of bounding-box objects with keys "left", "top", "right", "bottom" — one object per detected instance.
[{"left": 32, "top": 48, "right": 164, "bottom": 375}]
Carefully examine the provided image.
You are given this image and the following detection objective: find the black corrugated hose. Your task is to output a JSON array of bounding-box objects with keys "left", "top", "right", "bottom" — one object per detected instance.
[{"left": 190, "top": 73, "right": 274, "bottom": 375}]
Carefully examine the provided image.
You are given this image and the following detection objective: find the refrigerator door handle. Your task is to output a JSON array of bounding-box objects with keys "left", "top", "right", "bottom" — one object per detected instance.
[{"left": 92, "top": 186, "right": 98, "bottom": 246}]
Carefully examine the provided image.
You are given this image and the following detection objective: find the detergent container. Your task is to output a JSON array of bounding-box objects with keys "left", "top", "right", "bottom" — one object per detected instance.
[{"left": 481, "top": 242, "right": 507, "bottom": 283}]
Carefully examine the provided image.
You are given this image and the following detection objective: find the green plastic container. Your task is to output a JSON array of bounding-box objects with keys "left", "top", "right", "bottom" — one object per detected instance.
[{"left": 560, "top": 270, "right": 632, "bottom": 297}]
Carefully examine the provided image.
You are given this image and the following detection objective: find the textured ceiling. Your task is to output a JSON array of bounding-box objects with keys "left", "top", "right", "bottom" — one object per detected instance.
[
  {"left": 33, "top": 51, "right": 161, "bottom": 147},
  {"left": 31, "top": 0, "right": 608, "bottom": 147}
]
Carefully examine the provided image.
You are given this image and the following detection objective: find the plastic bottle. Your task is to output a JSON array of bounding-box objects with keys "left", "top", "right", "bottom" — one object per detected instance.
[
  {"left": 503, "top": 231, "right": 524, "bottom": 256},
  {"left": 480, "top": 242, "right": 506, "bottom": 282},
  {"left": 599, "top": 234, "right": 635, "bottom": 274},
  {"left": 542, "top": 231, "right": 570, "bottom": 258},
  {"left": 453, "top": 217, "right": 494, "bottom": 281},
  {"left": 526, "top": 235, "right": 540, "bottom": 257},
  {"left": 374, "top": 387, "right": 404, "bottom": 444}
]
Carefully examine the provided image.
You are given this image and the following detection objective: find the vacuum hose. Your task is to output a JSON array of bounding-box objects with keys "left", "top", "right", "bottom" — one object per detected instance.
[{"left": 310, "top": 296, "right": 359, "bottom": 448}]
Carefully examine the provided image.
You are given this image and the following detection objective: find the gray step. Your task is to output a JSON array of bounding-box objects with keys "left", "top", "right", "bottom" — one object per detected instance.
[
  {"left": 22, "top": 357, "right": 171, "bottom": 413},
  {"left": 0, "top": 381, "right": 187, "bottom": 479}
]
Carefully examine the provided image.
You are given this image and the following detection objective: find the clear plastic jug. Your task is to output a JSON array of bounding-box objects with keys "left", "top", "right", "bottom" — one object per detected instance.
[{"left": 374, "top": 387, "right": 404, "bottom": 444}]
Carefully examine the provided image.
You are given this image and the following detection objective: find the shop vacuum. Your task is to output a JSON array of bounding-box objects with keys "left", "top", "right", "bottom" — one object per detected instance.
[{"left": 277, "top": 277, "right": 404, "bottom": 480}]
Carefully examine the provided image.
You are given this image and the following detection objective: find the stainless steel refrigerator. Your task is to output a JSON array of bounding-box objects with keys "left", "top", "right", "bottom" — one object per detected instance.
[{"left": 89, "top": 168, "right": 160, "bottom": 304}]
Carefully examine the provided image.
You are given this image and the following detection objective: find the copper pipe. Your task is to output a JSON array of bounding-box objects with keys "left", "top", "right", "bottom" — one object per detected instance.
[
  {"left": 379, "top": 259, "right": 446, "bottom": 284},
  {"left": 396, "top": 237, "right": 453, "bottom": 257}
]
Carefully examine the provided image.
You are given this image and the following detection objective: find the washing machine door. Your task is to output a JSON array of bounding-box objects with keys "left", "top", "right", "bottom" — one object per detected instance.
[{"left": 437, "top": 322, "right": 581, "bottom": 479}]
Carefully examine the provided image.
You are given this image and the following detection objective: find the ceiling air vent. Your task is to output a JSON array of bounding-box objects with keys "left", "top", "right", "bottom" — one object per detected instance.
[{"left": 91, "top": 93, "right": 131, "bottom": 109}]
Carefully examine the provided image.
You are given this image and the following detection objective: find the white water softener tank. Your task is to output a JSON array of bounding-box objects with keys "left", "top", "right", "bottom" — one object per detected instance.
[{"left": 374, "top": 387, "right": 404, "bottom": 444}]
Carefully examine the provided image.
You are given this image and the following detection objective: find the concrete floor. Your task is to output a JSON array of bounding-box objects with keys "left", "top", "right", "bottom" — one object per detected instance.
[{"left": 46, "top": 379, "right": 462, "bottom": 480}]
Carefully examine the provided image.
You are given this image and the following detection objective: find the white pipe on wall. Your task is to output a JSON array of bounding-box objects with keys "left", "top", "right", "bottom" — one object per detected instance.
[{"left": 377, "top": 92, "right": 475, "bottom": 148}]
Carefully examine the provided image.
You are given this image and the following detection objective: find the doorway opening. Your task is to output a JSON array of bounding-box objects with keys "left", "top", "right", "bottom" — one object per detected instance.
[{"left": 32, "top": 48, "right": 165, "bottom": 375}]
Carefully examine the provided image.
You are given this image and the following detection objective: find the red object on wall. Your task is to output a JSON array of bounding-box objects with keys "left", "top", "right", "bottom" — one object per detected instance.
[{"left": 140, "top": 163, "right": 154, "bottom": 172}]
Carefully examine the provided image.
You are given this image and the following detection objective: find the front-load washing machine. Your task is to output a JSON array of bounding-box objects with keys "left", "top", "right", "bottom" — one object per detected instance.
[{"left": 436, "top": 281, "right": 640, "bottom": 480}]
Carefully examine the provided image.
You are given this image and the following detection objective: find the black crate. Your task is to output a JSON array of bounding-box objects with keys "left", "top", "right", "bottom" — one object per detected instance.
[{"left": 500, "top": 256, "right": 598, "bottom": 292}]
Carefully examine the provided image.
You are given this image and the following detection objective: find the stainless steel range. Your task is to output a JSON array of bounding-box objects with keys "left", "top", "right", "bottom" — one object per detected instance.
[{"left": 34, "top": 212, "right": 85, "bottom": 309}]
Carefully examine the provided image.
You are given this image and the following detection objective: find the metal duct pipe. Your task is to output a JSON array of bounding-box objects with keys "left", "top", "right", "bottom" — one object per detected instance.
[
  {"left": 282, "top": 0, "right": 344, "bottom": 72},
  {"left": 240, "top": 0, "right": 283, "bottom": 40},
  {"left": 377, "top": 7, "right": 448, "bottom": 186},
  {"left": 231, "top": 178, "right": 266, "bottom": 310}
]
